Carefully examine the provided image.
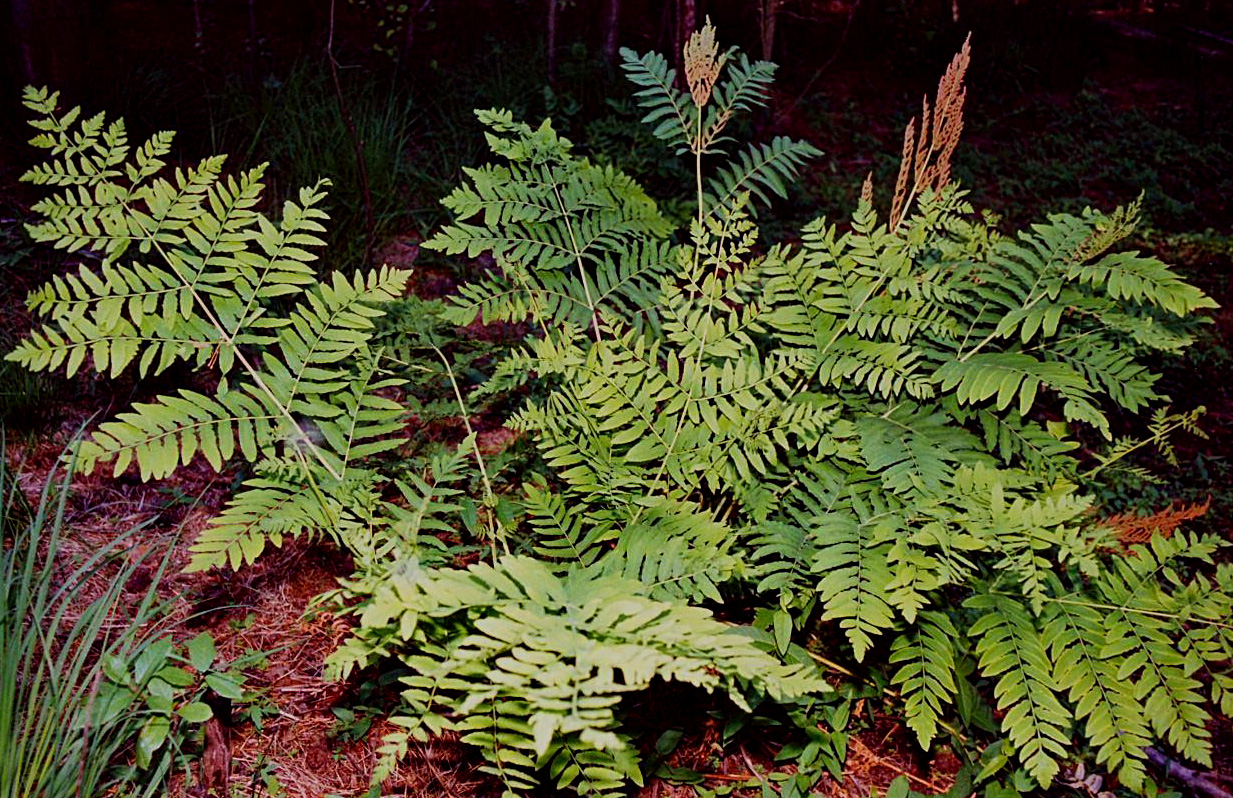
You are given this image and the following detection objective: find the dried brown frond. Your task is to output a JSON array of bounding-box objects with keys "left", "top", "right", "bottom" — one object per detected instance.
[
  {"left": 860, "top": 172, "right": 874, "bottom": 206},
  {"left": 888, "top": 34, "right": 972, "bottom": 229},
  {"left": 1102, "top": 497, "right": 1211, "bottom": 546},
  {"left": 684, "top": 16, "right": 723, "bottom": 108}
]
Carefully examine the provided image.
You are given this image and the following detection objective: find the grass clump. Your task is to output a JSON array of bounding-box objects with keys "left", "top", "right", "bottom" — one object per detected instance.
[{"left": 0, "top": 441, "right": 177, "bottom": 798}]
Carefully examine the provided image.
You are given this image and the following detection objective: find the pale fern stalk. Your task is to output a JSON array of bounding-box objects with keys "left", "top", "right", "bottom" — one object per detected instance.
[{"left": 432, "top": 345, "right": 506, "bottom": 559}]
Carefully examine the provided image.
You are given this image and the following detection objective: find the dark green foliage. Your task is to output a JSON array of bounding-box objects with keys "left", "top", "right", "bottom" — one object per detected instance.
[{"left": 212, "top": 64, "right": 421, "bottom": 271}]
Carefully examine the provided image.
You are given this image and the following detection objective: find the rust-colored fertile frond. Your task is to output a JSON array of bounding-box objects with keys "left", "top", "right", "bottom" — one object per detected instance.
[
  {"left": 1101, "top": 497, "right": 1211, "bottom": 546},
  {"left": 890, "top": 119, "right": 915, "bottom": 227},
  {"left": 888, "top": 34, "right": 971, "bottom": 229},
  {"left": 930, "top": 33, "right": 970, "bottom": 190},
  {"left": 684, "top": 16, "right": 723, "bottom": 108},
  {"left": 860, "top": 172, "right": 874, "bottom": 206}
]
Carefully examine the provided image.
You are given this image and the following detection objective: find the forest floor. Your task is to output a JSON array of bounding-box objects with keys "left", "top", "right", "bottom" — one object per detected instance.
[{"left": 2, "top": 8, "right": 1232, "bottom": 797}]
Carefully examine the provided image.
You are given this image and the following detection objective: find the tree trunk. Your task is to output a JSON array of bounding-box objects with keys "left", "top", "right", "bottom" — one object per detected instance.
[
  {"left": 248, "top": 0, "right": 257, "bottom": 83},
  {"left": 677, "top": 0, "right": 695, "bottom": 86},
  {"left": 681, "top": 0, "right": 696, "bottom": 48},
  {"left": 546, "top": 0, "right": 558, "bottom": 86},
  {"left": 10, "top": 0, "right": 37, "bottom": 85},
  {"left": 603, "top": 0, "right": 621, "bottom": 65},
  {"left": 400, "top": 1, "right": 432, "bottom": 65},
  {"left": 760, "top": 0, "right": 781, "bottom": 62},
  {"left": 193, "top": 0, "right": 204, "bottom": 53}
]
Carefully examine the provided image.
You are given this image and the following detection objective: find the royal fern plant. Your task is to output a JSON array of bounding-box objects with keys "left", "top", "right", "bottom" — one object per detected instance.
[
  {"left": 338, "top": 24, "right": 1228, "bottom": 798},
  {"left": 7, "top": 86, "right": 410, "bottom": 573}
]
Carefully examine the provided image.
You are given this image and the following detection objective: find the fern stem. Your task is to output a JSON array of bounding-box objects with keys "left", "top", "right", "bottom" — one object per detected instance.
[
  {"left": 1078, "top": 413, "right": 1201, "bottom": 481},
  {"left": 695, "top": 110, "right": 704, "bottom": 228},
  {"left": 433, "top": 345, "right": 505, "bottom": 560},
  {"left": 509, "top": 266, "right": 553, "bottom": 341},
  {"left": 552, "top": 184, "right": 602, "bottom": 343},
  {"left": 1047, "top": 596, "right": 1233, "bottom": 631},
  {"left": 635, "top": 102, "right": 716, "bottom": 513}
]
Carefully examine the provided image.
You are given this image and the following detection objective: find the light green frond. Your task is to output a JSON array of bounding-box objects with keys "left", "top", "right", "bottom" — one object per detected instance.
[
  {"left": 967, "top": 594, "right": 1071, "bottom": 786},
  {"left": 857, "top": 406, "right": 988, "bottom": 497},
  {"left": 1044, "top": 599, "right": 1152, "bottom": 791},
  {"left": 334, "top": 556, "right": 826, "bottom": 795},
  {"left": 618, "top": 47, "right": 695, "bottom": 150},
  {"left": 592, "top": 497, "right": 740, "bottom": 603},
  {"left": 703, "top": 137, "right": 822, "bottom": 214},
  {"left": 1069, "top": 250, "right": 1217, "bottom": 316},
  {"left": 77, "top": 386, "right": 281, "bottom": 479},
  {"left": 813, "top": 511, "right": 896, "bottom": 661},
  {"left": 186, "top": 464, "right": 348, "bottom": 571},
  {"left": 5, "top": 310, "right": 218, "bottom": 378},
  {"left": 890, "top": 611, "right": 959, "bottom": 748},
  {"left": 934, "top": 352, "right": 1108, "bottom": 437}
]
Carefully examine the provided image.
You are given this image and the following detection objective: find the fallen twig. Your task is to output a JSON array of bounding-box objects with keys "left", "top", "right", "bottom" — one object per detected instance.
[{"left": 1145, "top": 747, "right": 1233, "bottom": 798}]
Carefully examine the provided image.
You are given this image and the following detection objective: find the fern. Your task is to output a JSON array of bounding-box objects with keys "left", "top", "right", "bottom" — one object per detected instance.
[
  {"left": 968, "top": 594, "right": 1072, "bottom": 786},
  {"left": 326, "top": 556, "right": 827, "bottom": 793},
  {"left": 889, "top": 611, "right": 959, "bottom": 749},
  {"left": 397, "top": 25, "right": 1227, "bottom": 793},
  {"left": 8, "top": 88, "right": 410, "bottom": 571},
  {"left": 1044, "top": 598, "right": 1154, "bottom": 790},
  {"left": 1096, "top": 535, "right": 1215, "bottom": 765},
  {"left": 703, "top": 136, "right": 823, "bottom": 213},
  {"left": 813, "top": 507, "right": 896, "bottom": 662}
]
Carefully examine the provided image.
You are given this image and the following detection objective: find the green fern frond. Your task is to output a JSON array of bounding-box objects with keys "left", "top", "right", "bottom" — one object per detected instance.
[
  {"left": 1044, "top": 598, "right": 1153, "bottom": 790},
  {"left": 329, "top": 556, "right": 827, "bottom": 795},
  {"left": 817, "top": 338, "right": 934, "bottom": 400},
  {"left": 703, "top": 137, "right": 822, "bottom": 213},
  {"left": 380, "top": 438, "right": 472, "bottom": 564},
  {"left": 857, "top": 406, "right": 987, "bottom": 497},
  {"left": 963, "top": 407, "right": 1079, "bottom": 480},
  {"left": 1097, "top": 535, "right": 1215, "bottom": 765},
  {"left": 813, "top": 510, "right": 896, "bottom": 661},
  {"left": 593, "top": 497, "right": 740, "bottom": 603},
  {"left": 77, "top": 386, "right": 281, "bottom": 479},
  {"left": 705, "top": 53, "right": 776, "bottom": 137},
  {"left": 890, "top": 611, "right": 959, "bottom": 748},
  {"left": 935, "top": 352, "right": 1109, "bottom": 437},
  {"left": 618, "top": 47, "right": 695, "bottom": 151},
  {"left": 546, "top": 734, "right": 641, "bottom": 798},
  {"left": 967, "top": 593, "right": 1072, "bottom": 786},
  {"left": 1068, "top": 250, "right": 1217, "bottom": 317},
  {"left": 526, "top": 480, "right": 613, "bottom": 567},
  {"left": 5, "top": 310, "right": 218, "bottom": 378},
  {"left": 186, "top": 464, "right": 362, "bottom": 571}
]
